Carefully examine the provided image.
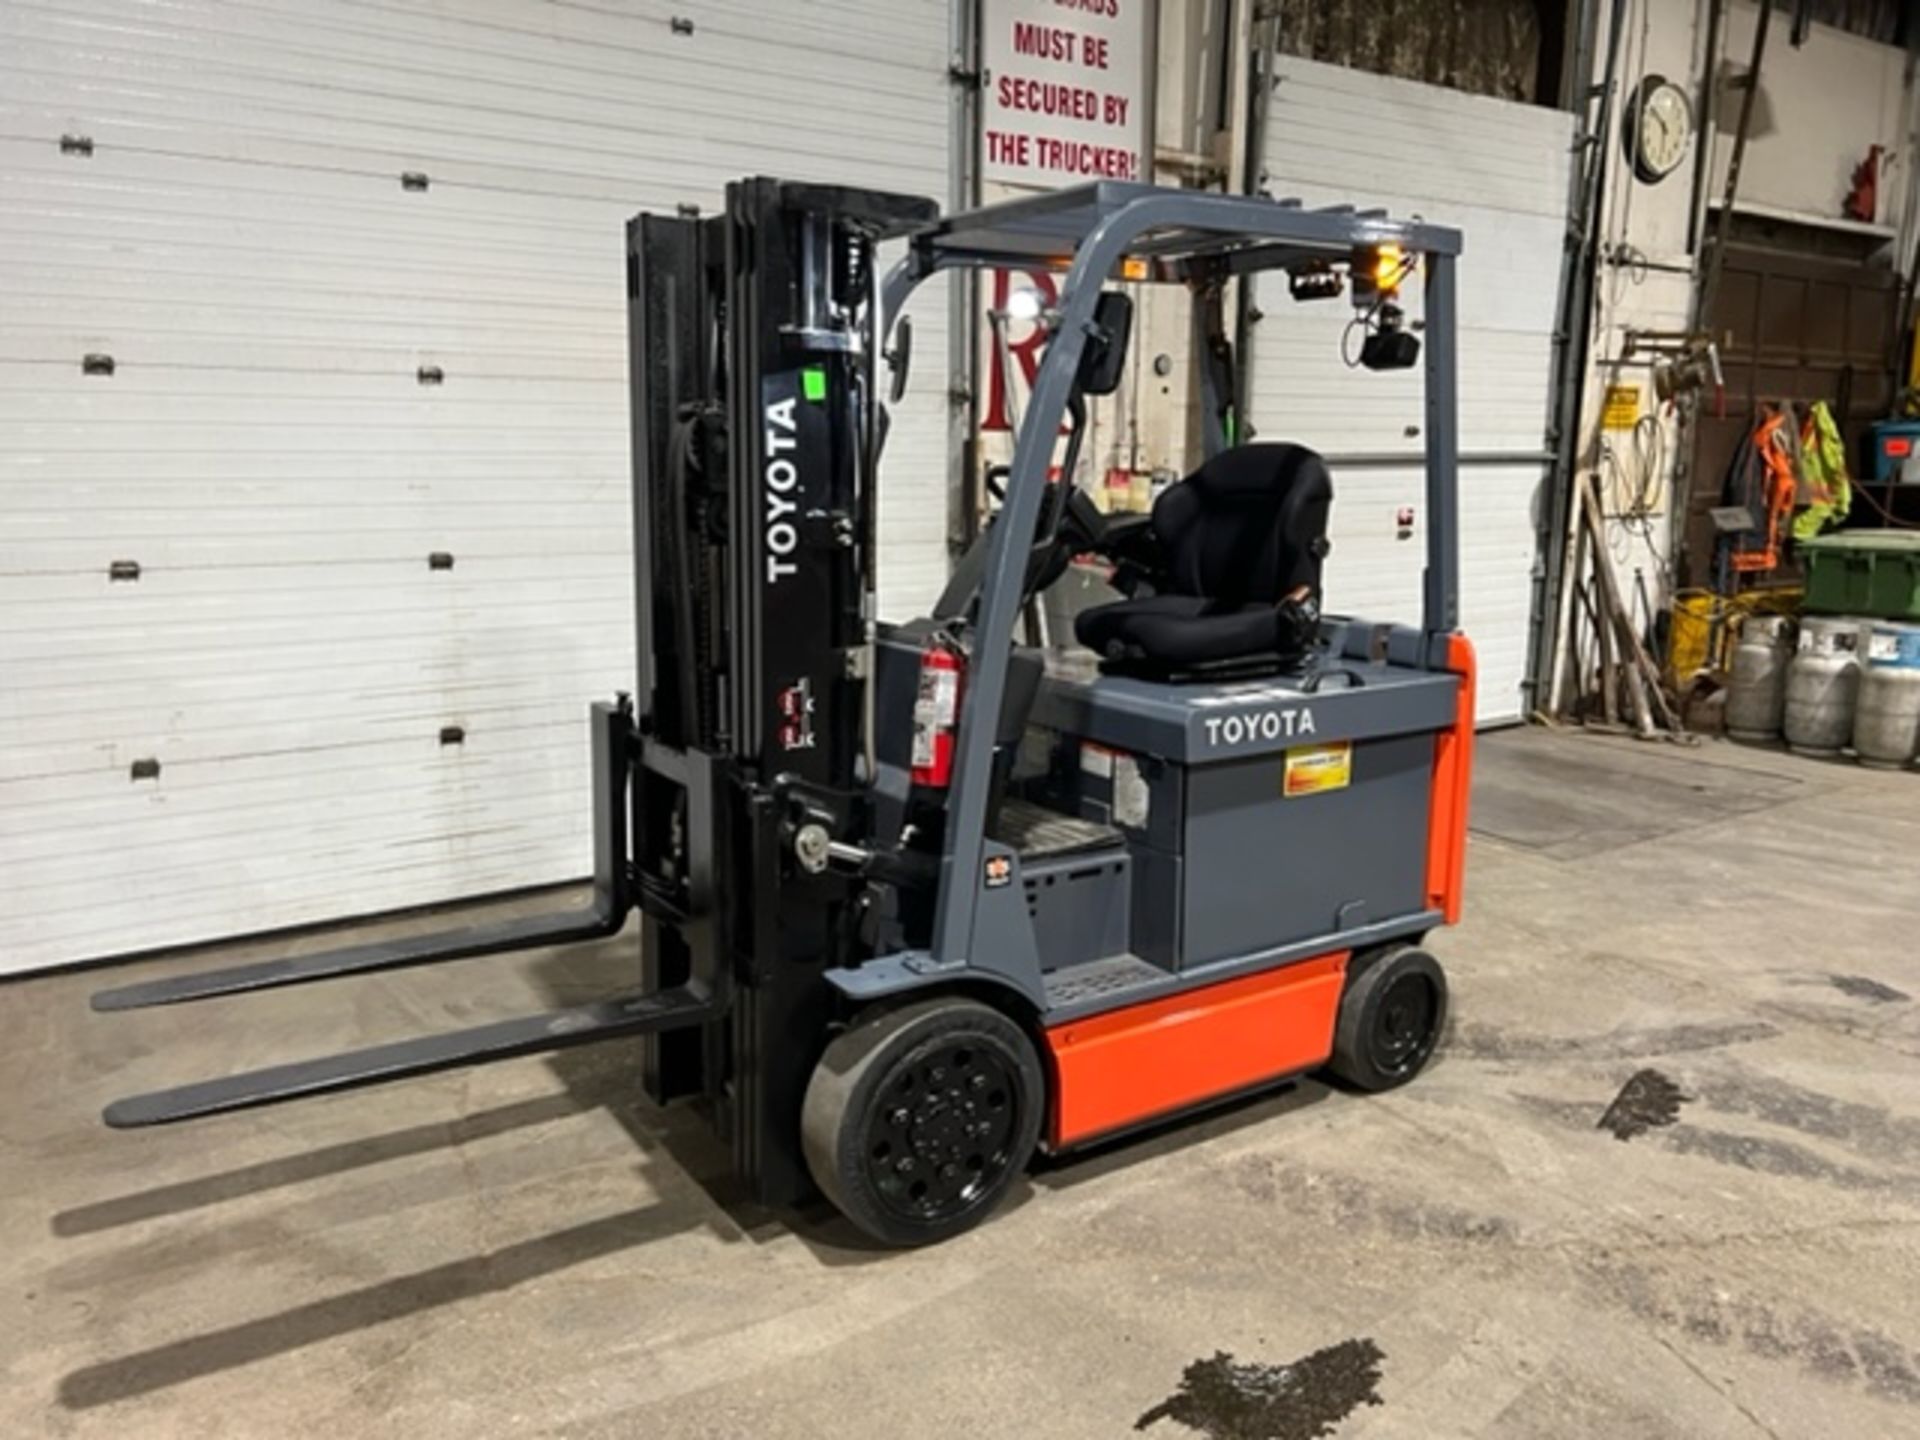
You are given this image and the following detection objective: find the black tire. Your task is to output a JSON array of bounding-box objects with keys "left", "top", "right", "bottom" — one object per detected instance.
[
  {"left": 801, "top": 996, "right": 1045, "bottom": 1247},
  {"left": 1325, "top": 945, "right": 1447, "bottom": 1092}
]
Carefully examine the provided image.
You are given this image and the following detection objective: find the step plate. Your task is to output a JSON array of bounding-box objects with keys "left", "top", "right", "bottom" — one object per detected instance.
[{"left": 1042, "top": 952, "right": 1166, "bottom": 1009}]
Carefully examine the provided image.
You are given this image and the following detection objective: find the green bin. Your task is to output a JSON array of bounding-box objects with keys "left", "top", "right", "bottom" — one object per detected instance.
[{"left": 1800, "top": 532, "right": 1920, "bottom": 621}]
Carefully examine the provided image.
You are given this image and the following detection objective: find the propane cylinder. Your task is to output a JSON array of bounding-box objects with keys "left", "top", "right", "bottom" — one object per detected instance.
[
  {"left": 1725, "top": 615, "right": 1793, "bottom": 743},
  {"left": 1783, "top": 616, "right": 1862, "bottom": 757},
  {"left": 1853, "top": 623, "right": 1920, "bottom": 770}
]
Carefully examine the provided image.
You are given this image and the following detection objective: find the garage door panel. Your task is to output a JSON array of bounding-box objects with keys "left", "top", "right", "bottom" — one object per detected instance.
[
  {"left": 0, "top": 510, "right": 634, "bottom": 565},
  {"left": 4, "top": 589, "right": 620, "bottom": 691},
  {"left": 1261, "top": 63, "right": 1570, "bottom": 216},
  {"left": 1, "top": 378, "right": 628, "bottom": 423},
  {"left": 0, "top": 280, "right": 615, "bottom": 345},
  {"left": 0, "top": 96, "right": 945, "bottom": 210},
  {"left": 5, "top": 607, "right": 616, "bottom": 679},
  {"left": 6, "top": 670, "right": 619, "bottom": 757},
  {"left": 2, "top": 4, "right": 946, "bottom": 122},
  {"left": 1254, "top": 212, "right": 1566, "bottom": 339},
  {"left": 8, "top": 811, "right": 600, "bottom": 974},
  {"left": 0, "top": 219, "right": 618, "bottom": 291},
  {"left": 13, "top": 860, "right": 571, "bottom": 973},
  {"left": 17, "top": 813, "right": 597, "bottom": 921},
  {"left": 1319, "top": 471, "right": 1425, "bottom": 623},
  {"left": 0, "top": 246, "right": 625, "bottom": 313},
  {"left": 0, "top": 480, "right": 640, "bottom": 520},
  {"left": 1314, "top": 457, "right": 1541, "bottom": 722},
  {"left": 1, "top": 4, "right": 950, "bottom": 168},
  {"left": 0, "top": 566, "right": 629, "bottom": 621},
  {"left": 5, "top": 736, "right": 594, "bottom": 846},
  {"left": 8, "top": 694, "right": 607, "bottom": 775},
  {"left": 4, "top": 644, "right": 619, "bottom": 716},
  {"left": 6, "top": 650, "right": 616, "bottom": 756},
  {"left": 0, "top": 140, "right": 670, "bottom": 242},
  {"left": 1250, "top": 244, "right": 1560, "bottom": 454},
  {"left": 1458, "top": 462, "right": 1546, "bottom": 722},
  {"left": 3, "top": 714, "right": 586, "bottom": 822},
  {"left": 12, "top": 789, "right": 591, "bottom": 879},
  {"left": 0, "top": 0, "right": 951, "bottom": 970},
  {"left": 0, "top": 518, "right": 632, "bottom": 570},
  {"left": 8, "top": 0, "right": 949, "bottom": 93},
  {"left": 0, "top": 326, "right": 615, "bottom": 373},
  {"left": 1251, "top": 57, "right": 1568, "bottom": 725}
]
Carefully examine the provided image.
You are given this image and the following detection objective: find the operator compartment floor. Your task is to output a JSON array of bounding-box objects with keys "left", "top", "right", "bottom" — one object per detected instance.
[{"left": 993, "top": 797, "right": 1121, "bottom": 860}]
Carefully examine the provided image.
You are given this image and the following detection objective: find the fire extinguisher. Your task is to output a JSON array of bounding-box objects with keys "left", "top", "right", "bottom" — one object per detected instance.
[{"left": 910, "top": 640, "right": 965, "bottom": 788}]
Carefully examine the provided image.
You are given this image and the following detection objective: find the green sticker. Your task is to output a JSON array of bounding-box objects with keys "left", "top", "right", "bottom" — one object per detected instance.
[{"left": 801, "top": 366, "right": 827, "bottom": 402}]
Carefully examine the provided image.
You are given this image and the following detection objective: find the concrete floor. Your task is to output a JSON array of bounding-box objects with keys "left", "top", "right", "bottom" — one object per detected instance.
[{"left": 6, "top": 729, "right": 1920, "bottom": 1439}]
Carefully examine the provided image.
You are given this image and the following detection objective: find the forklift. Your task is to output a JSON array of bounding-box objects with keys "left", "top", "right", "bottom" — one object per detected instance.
[{"left": 96, "top": 178, "right": 1475, "bottom": 1247}]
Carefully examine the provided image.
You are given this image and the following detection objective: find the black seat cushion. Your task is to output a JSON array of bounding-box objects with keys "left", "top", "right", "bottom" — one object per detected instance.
[
  {"left": 1074, "top": 593, "right": 1288, "bottom": 666},
  {"left": 1073, "top": 443, "right": 1332, "bottom": 666}
]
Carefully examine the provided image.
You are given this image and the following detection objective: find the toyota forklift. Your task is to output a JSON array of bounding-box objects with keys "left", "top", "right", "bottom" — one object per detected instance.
[{"left": 96, "top": 178, "right": 1474, "bottom": 1247}]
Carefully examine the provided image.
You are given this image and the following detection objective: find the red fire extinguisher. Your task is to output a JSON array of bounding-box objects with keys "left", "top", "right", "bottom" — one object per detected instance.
[{"left": 910, "top": 641, "right": 965, "bottom": 788}]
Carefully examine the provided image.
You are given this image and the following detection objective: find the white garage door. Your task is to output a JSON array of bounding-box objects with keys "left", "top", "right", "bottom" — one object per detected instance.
[
  {"left": 0, "top": 0, "right": 953, "bottom": 973},
  {"left": 1246, "top": 57, "right": 1571, "bottom": 724}
]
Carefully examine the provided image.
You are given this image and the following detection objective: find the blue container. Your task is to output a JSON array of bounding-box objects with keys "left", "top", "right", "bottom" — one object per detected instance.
[
  {"left": 1865, "top": 622, "right": 1920, "bottom": 669},
  {"left": 1869, "top": 420, "right": 1920, "bottom": 484}
]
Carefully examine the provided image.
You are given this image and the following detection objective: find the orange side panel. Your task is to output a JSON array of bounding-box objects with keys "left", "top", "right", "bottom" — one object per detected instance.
[
  {"left": 1425, "top": 633, "right": 1476, "bottom": 925},
  {"left": 1043, "top": 953, "right": 1348, "bottom": 1149}
]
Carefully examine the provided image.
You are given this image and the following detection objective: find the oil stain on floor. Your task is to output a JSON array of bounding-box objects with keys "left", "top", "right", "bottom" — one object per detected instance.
[
  {"left": 1828, "top": 974, "right": 1911, "bottom": 1004},
  {"left": 1135, "top": 1338, "right": 1385, "bottom": 1440},
  {"left": 1597, "top": 1068, "right": 1689, "bottom": 1141}
]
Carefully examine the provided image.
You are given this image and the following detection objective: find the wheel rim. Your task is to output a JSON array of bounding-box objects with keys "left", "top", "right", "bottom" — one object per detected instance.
[
  {"left": 862, "top": 1039, "right": 1022, "bottom": 1226},
  {"left": 1370, "top": 970, "right": 1438, "bottom": 1076}
]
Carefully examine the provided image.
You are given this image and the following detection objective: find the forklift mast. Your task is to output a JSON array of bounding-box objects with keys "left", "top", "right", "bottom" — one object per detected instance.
[{"left": 624, "top": 180, "right": 937, "bottom": 1199}]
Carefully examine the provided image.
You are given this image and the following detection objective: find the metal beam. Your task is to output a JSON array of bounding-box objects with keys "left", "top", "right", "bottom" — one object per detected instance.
[{"left": 1421, "top": 251, "right": 1462, "bottom": 637}]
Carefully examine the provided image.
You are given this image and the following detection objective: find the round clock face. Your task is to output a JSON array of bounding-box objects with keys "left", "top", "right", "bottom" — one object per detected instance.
[{"left": 1631, "top": 77, "right": 1692, "bottom": 182}]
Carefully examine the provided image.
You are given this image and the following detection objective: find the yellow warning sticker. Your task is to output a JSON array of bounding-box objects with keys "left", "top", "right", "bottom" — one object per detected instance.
[
  {"left": 1283, "top": 741, "right": 1352, "bottom": 798},
  {"left": 1602, "top": 383, "right": 1641, "bottom": 429}
]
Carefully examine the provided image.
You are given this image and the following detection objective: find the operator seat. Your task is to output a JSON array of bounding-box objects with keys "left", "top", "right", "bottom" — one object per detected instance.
[{"left": 1074, "top": 443, "right": 1332, "bottom": 669}]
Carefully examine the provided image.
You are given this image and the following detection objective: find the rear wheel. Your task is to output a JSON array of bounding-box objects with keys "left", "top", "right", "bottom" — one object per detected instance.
[
  {"left": 802, "top": 996, "right": 1044, "bottom": 1247},
  {"left": 1325, "top": 945, "right": 1447, "bottom": 1092}
]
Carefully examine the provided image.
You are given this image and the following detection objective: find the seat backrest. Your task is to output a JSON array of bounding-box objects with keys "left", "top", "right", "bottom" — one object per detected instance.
[{"left": 1152, "top": 444, "right": 1333, "bottom": 605}]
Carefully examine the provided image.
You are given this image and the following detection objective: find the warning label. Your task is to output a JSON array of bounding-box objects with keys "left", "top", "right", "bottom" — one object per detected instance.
[
  {"left": 1283, "top": 742, "right": 1352, "bottom": 798},
  {"left": 1602, "top": 384, "right": 1641, "bottom": 430}
]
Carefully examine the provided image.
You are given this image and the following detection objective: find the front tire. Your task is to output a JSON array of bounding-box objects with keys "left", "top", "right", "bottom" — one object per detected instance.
[
  {"left": 1325, "top": 945, "right": 1447, "bottom": 1092},
  {"left": 802, "top": 996, "right": 1044, "bottom": 1247}
]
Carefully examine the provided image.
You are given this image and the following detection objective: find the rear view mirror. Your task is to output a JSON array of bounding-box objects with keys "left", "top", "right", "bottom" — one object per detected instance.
[
  {"left": 886, "top": 316, "right": 913, "bottom": 404},
  {"left": 1075, "top": 291, "right": 1133, "bottom": 397}
]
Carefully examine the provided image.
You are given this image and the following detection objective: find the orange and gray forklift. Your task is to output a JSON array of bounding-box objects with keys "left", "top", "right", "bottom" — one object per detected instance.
[{"left": 97, "top": 178, "right": 1474, "bottom": 1246}]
